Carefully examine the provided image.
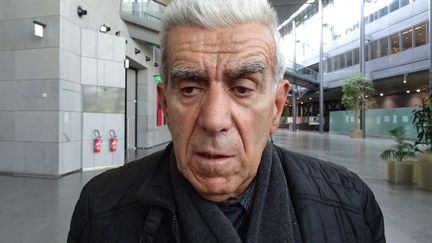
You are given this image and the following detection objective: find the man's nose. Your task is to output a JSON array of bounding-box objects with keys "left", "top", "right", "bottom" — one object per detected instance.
[{"left": 197, "top": 87, "right": 232, "bottom": 135}]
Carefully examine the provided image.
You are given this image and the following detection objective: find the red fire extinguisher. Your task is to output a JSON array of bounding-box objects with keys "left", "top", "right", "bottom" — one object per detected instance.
[
  {"left": 93, "top": 129, "right": 102, "bottom": 153},
  {"left": 109, "top": 129, "right": 118, "bottom": 152}
]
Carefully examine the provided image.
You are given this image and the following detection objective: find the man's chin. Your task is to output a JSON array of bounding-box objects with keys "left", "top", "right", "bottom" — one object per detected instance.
[{"left": 191, "top": 176, "right": 243, "bottom": 202}]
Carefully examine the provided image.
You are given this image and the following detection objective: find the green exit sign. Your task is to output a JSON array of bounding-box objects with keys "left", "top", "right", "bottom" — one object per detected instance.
[{"left": 153, "top": 75, "right": 162, "bottom": 84}]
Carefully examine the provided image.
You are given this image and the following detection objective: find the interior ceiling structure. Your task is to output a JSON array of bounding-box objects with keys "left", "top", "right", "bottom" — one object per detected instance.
[
  {"left": 268, "top": 0, "right": 309, "bottom": 24},
  {"left": 156, "top": 0, "right": 307, "bottom": 25},
  {"left": 289, "top": 70, "right": 430, "bottom": 104}
]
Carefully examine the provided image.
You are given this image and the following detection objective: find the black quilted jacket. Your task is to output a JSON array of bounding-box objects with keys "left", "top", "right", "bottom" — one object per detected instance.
[{"left": 68, "top": 143, "right": 385, "bottom": 243}]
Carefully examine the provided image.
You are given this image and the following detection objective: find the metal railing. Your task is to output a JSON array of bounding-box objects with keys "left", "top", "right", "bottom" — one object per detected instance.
[
  {"left": 121, "top": 0, "right": 164, "bottom": 25},
  {"left": 285, "top": 59, "right": 319, "bottom": 83}
]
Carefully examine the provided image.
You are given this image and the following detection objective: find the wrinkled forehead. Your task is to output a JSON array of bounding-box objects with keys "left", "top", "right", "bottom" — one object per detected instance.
[{"left": 163, "top": 23, "right": 276, "bottom": 70}]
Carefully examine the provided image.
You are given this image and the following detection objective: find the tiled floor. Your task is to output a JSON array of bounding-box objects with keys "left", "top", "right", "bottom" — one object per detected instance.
[{"left": 0, "top": 130, "right": 431, "bottom": 242}]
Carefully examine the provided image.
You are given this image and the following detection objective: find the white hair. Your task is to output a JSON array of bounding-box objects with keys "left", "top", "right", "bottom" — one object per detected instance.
[{"left": 160, "top": 0, "right": 285, "bottom": 83}]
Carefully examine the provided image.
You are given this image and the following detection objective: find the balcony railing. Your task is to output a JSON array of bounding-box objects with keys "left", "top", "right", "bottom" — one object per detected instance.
[
  {"left": 285, "top": 59, "right": 319, "bottom": 83},
  {"left": 121, "top": 0, "right": 164, "bottom": 25}
]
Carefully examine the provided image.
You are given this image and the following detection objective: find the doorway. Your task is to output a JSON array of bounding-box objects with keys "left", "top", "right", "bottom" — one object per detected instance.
[{"left": 126, "top": 68, "right": 138, "bottom": 160}]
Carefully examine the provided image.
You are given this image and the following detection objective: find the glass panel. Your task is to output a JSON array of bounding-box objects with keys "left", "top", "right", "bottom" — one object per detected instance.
[
  {"left": 414, "top": 23, "right": 427, "bottom": 47},
  {"left": 121, "top": 0, "right": 164, "bottom": 22},
  {"left": 391, "top": 33, "right": 400, "bottom": 54},
  {"left": 379, "top": 37, "right": 389, "bottom": 57},
  {"left": 346, "top": 51, "right": 353, "bottom": 67},
  {"left": 353, "top": 48, "right": 360, "bottom": 65},
  {"left": 365, "top": 44, "right": 370, "bottom": 61},
  {"left": 332, "top": 56, "right": 339, "bottom": 71},
  {"left": 323, "top": 59, "right": 328, "bottom": 73},
  {"left": 400, "top": 0, "right": 409, "bottom": 7},
  {"left": 339, "top": 54, "right": 346, "bottom": 69},
  {"left": 373, "top": 11, "right": 379, "bottom": 21},
  {"left": 389, "top": 0, "right": 399, "bottom": 12},
  {"left": 330, "top": 108, "right": 417, "bottom": 139},
  {"left": 368, "top": 14, "right": 374, "bottom": 23},
  {"left": 379, "top": 6, "right": 388, "bottom": 17},
  {"left": 83, "top": 85, "right": 125, "bottom": 113},
  {"left": 327, "top": 58, "right": 333, "bottom": 72},
  {"left": 371, "top": 40, "right": 379, "bottom": 60},
  {"left": 401, "top": 28, "right": 413, "bottom": 51}
]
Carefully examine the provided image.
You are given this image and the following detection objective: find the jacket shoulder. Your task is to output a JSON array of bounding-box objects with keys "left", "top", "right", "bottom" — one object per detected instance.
[
  {"left": 80, "top": 148, "right": 166, "bottom": 214},
  {"left": 274, "top": 145, "right": 368, "bottom": 211},
  {"left": 273, "top": 146, "right": 385, "bottom": 242}
]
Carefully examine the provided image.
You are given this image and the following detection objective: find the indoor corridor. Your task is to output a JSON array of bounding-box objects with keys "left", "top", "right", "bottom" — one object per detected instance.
[{"left": 1, "top": 130, "right": 431, "bottom": 243}]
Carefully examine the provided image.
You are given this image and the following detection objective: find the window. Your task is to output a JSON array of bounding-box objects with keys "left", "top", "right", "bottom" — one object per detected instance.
[
  {"left": 365, "top": 44, "right": 370, "bottom": 61},
  {"left": 368, "top": 14, "right": 374, "bottom": 23},
  {"left": 346, "top": 51, "right": 353, "bottom": 67},
  {"left": 353, "top": 48, "right": 360, "bottom": 65},
  {"left": 371, "top": 40, "right": 379, "bottom": 60},
  {"left": 327, "top": 58, "right": 333, "bottom": 73},
  {"left": 332, "top": 56, "right": 339, "bottom": 71},
  {"left": 400, "top": 0, "right": 409, "bottom": 7},
  {"left": 414, "top": 23, "right": 427, "bottom": 47},
  {"left": 389, "top": 0, "right": 399, "bottom": 12},
  {"left": 323, "top": 59, "right": 328, "bottom": 73},
  {"left": 373, "top": 11, "right": 379, "bottom": 21},
  {"left": 391, "top": 33, "right": 400, "bottom": 54},
  {"left": 379, "top": 6, "right": 388, "bottom": 17},
  {"left": 379, "top": 37, "right": 389, "bottom": 57},
  {"left": 401, "top": 28, "right": 413, "bottom": 51},
  {"left": 338, "top": 54, "right": 346, "bottom": 69}
]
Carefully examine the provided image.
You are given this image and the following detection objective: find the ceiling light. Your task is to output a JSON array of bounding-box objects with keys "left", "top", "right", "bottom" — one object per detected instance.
[
  {"left": 301, "top": 102, "right": 304, "bottom": 105},
  {"left": 380, "top": 93, "right": 384, "bottom": 96},
  {"left": 33, "top": 21, "right": 46, "bottom": 38},
  {"left": 406, "top": 90, "right": 411, "bottom": 94},
  {"left": 365, "top": 95, "right": 368, "bottom": 98},
  {"left": 99, "top": 24, "right": 111, "bottom": 33},
  {"left": 309, "top": 97, "right": 312, "bottom": 100},
  {"left": 416, "top": 89, "right": 421, "bottom": 93}
]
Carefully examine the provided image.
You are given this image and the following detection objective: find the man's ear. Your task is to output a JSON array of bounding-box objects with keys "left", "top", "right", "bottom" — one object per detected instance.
[
  {"left": 157, "top": 83, "right": 168, "bottom": 120},
  {"left": 271, "top": 80, "right": 290, "bottom": 133}
]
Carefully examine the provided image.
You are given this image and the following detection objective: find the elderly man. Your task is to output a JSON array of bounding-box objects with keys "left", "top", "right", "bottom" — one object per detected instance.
[{"left": 68, "top": 0, "right": 385, "bottom": 242}]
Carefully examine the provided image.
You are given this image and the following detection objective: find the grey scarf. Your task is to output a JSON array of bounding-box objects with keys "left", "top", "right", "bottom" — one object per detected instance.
[{"left": 170, "top": 143, "right": 302, "bottom": 242}]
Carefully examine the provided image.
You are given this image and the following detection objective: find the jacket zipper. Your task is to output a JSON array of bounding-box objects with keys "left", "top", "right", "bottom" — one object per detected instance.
[{"left": 142, "top": 201, "right": 180, "bottom": 243}]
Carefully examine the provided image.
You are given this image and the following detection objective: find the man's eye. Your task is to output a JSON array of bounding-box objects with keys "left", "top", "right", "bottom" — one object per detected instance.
[
  {"left": 232, "top": 86, "right": 253, "bottom": 96},
  {"left": 180, "top": 86, "right": 202, "bottom": 96}
]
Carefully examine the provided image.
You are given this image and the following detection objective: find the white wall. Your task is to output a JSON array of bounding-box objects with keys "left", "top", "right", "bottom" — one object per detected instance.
[
  {"left": 0, "top": 0, "right": 61, "bottom": 176},
  {"left": 0, "top": 0, "right": 169, "bottom": 176}
]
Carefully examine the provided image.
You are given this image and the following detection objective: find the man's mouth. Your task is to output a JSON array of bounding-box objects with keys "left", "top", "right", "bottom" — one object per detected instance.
[{"left": 196, "top": 152, "right": 232, "bottom": 159}]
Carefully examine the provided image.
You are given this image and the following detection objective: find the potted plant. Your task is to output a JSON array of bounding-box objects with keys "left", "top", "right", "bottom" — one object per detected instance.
[
  {"left": 412, "top": 93, "right": 432, "bottom": 190},
  {"left": 380, "top": 126, "right": 417, "bottom": 184},
  {"left": 341, "top": 74, "right": 375, "bottom": 138}
]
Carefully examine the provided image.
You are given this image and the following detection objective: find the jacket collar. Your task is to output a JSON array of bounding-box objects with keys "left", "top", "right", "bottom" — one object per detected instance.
[{"left": 136, "top": 143, "right": 176, "bottom": 211}]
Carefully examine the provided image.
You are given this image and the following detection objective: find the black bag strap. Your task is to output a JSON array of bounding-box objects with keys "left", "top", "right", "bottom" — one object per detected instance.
[{"left": 140, "top": 208, "right": 164, "bottom": 243}]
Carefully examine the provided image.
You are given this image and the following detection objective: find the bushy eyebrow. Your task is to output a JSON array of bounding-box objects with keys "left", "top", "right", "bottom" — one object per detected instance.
[
  {"left": 225, "top": 61, "right": 265, "bottom": 79},
  {"left": 169, "top": 66, "right": 205, "bottom": 84}
]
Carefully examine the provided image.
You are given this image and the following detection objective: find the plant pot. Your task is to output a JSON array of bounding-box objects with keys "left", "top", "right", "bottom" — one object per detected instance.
[
  {"left": 417, "top": 152, "right": 432, "bottom": 191},
  {"left": 350, "top": 128, "right": 362, "bottom": 138},
  {"left": 413, "top": 159, "right": 421, "bottom": 184},
  {"left": 385, "top": 160, "right": 415, "bottom": 184}
]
